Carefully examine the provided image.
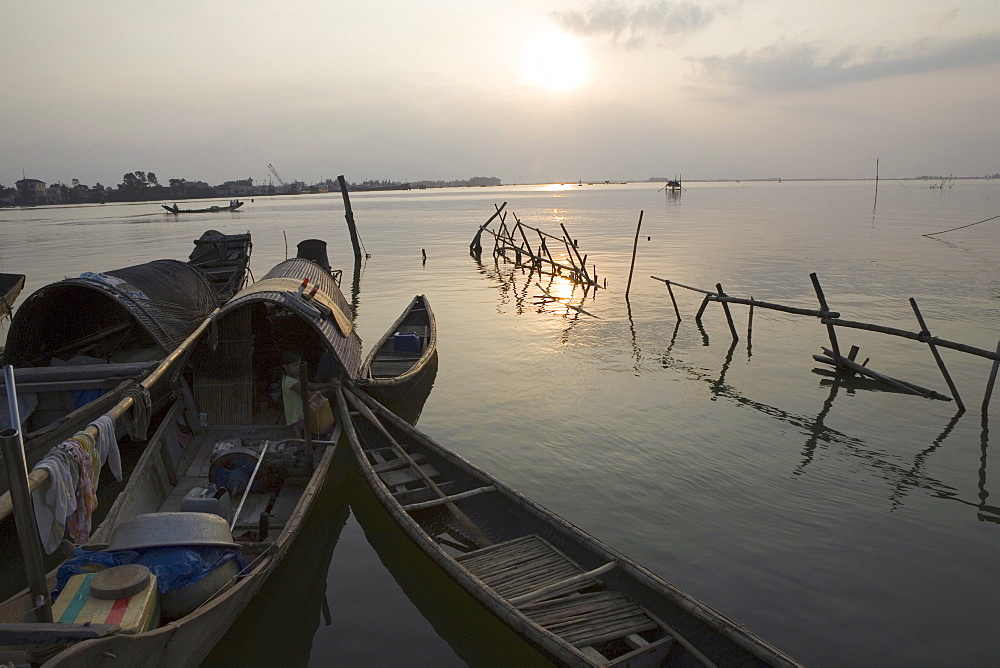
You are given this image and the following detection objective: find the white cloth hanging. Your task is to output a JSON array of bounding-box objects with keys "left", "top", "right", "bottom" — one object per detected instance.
[{"left": 88, "top": 414, "right": 123, "bottom": 481}]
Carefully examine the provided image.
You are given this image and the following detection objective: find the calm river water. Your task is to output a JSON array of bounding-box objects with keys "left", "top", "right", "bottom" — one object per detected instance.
[{"left": 2, "top": 180, "right": 999, "bottom": 666}]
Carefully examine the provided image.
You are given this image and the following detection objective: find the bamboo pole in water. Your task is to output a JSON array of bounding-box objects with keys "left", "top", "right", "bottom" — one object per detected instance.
[
  {"left": 716, "top": 283, "right": 739, "bottom": 342},
  {"left": 818, "top": 347, "right": 951, "bottom": 400},
  {"left": 810, "top": 273, "right": 842, "bottom": 367},
  {"left": 819, "top": 317, "right": 1000, "bottom": 362},
  {"left": 337, "top": 175, "right": 362, "bottom": 265},
  {"left": 909, "top": 298, "right": 964, "bottom": 411},
  {"left": 470, "top": 202, "right": 507, "bottom": 255},
  {"left": 625, "top": 211, "right": 643, "bottom": 300},
  {"left": 983, "top": 340, "right": 1000, "bottom": 413}
]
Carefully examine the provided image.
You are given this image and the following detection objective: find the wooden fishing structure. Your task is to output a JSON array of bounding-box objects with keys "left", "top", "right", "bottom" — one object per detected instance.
[
  {"left": 651, "top": 272, "right": 1000, "bottom": 413},
  {"left": 470, "top": 203, "right": 603, "bottom": 291}
]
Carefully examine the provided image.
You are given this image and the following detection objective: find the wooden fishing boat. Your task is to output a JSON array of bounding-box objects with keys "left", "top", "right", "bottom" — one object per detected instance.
[
  {"left": 0, "top": 274, "right": 25, "bottom": 323},
  {"left": 162, "top": 201, "right": 244, "bottom": 214},
  {"left": 0, "top": 245, "right": 363, "bottom": 665},
  {"left": 335, "top": 385, "right": 802, "bottom": 668},
  {"left": 0, "top": 232, "right": 252, "bottom": 503},
  {"left": 355, "top": 294, "right": 437, "bottom": 404}
]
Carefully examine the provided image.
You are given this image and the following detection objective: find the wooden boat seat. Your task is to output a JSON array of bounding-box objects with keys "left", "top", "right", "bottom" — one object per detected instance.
[{"left": 457, "top": 535, "right": 676, "bottom": 666}]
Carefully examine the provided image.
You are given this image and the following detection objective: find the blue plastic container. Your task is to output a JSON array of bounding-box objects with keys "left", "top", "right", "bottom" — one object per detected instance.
[{"left": 393, "top": 332, "right": 421, "bottom": 353}]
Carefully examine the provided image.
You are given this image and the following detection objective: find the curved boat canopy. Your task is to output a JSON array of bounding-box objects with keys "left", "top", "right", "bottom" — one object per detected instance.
[
  {"left": 5, "top": 259, "right": 221, "bottom": 368},
  {"left": 187, "top": 256, "right": 363, "bottom": 426}
]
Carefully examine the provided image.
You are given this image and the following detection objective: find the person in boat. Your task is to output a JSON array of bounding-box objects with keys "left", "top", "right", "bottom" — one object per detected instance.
[{"left": 281, "top": 350, "right": 337, "bottom": 438}]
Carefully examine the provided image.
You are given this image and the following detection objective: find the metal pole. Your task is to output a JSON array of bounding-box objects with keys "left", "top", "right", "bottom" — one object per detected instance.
[{"left": 2, "top": 366, "right": 53, "bottom": 623}]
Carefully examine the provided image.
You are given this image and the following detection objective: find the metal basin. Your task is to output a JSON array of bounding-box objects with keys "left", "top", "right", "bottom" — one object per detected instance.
[{"left": 108, "top": 512, "right": 239, "bottom": 551}]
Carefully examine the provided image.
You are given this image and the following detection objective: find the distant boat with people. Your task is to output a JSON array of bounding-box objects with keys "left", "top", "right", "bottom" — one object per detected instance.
[{"left": 162, "top": 200, "right": 244, "bottom": 214}]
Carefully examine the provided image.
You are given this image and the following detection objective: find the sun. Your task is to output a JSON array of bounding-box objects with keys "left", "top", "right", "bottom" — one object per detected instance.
[{"left": 522, "top": 28, "right": 588, "bottom": 92}]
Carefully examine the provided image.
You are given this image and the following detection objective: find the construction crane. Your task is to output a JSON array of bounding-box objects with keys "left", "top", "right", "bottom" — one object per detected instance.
[{"left": 267, "top": 163, "right": 288, "bottom": 187}]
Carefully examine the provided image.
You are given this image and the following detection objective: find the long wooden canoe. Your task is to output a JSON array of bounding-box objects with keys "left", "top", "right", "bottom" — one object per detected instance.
[
  {"left": 356, "top": 294, "right": 437, "bottom": 404},
  {"left": 0, "top": 251, "right": 361, "bottom": 664},
  {"left": 335, "top": 385, "right": 802, "bottom": 668}
]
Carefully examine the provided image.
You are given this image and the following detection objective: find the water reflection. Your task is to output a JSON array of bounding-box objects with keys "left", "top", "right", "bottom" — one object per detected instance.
[
  {"left": 349, "top": 475, "right": 553, "bottom": 668},
  {"left": 659, "top": 334, "right": 996, "bottom": 522},
  {"left": 931, "top": 414, "right": 999, "bottom": 524}
]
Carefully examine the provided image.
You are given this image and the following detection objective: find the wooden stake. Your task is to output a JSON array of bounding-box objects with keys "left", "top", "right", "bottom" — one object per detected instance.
[
  {"left": 625, "top": 211, "right": 643, "bottom": 299},
  {"left": 810, "top": 273, "right": 842, "bottom": 366},
  {"left": 717, "top": 283, "right": 739, "bottom": 342},
  {"left": 666, "top": 281, "right": 682, "bottom": 321},
  {"left": 695, "top": 294, "right": 711, "bottom": 324},
  {"left": 910, "top": 298, "right": 964, "bottom": 411},
  {"left": 983, "top": 340, "right": 1000, "bottom": 414},
  {"left": 337, "top": 175, "right": 362, "bottom": 265}
]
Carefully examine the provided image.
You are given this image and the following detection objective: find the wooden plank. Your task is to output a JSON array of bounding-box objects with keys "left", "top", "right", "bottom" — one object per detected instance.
[
  {"left": 372, "top": 453, "right": 425, "bottom": 474},
  {"left": 402, "top": 485, "right": 495, "bottom": 511},
  {"left": 378, "top": 463, "right": 440, "bottom": 487},
  {"left": 0, "top": 623, "right": 120, "bottom": 644}
]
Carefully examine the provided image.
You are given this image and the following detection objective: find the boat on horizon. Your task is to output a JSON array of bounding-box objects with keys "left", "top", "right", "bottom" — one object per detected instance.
[{"left": 162, "top": 200, "right": 244, "bottom": 214}]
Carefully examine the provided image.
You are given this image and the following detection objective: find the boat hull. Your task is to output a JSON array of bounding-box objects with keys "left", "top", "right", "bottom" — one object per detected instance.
[
  {"left": 356, "top": 294, "right": 437, "bottom": 403},
  {"left": 337, "top": 386, "right": 801, "bottom": 668}
]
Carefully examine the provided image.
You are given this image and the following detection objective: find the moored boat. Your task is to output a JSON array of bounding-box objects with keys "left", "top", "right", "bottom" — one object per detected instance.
[
  {"left": 0, "top": 232, "right": 252, "bottom": 505},
  {"left": 335, "top": 385, "right": 801, "bottom": 668},
  {"left": 355, "top": 294, "right": 437, "bottom": 404},
  {"left": 0, "top": 241, "right": 362, "bottom": 665}
]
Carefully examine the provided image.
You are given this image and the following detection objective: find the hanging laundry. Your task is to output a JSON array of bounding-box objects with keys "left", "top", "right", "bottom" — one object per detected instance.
[
  {"left": 31, "top": 448, "right": 79, "bottom": 554},
  {"left": 123, "top": 385, "right": 152, "bottom": 440},
  {"left": 88, "top": 414, "right": 123, "bottom": 481},
  {"left": 63, "top": 439, "right": 97, "bottom": 544}
]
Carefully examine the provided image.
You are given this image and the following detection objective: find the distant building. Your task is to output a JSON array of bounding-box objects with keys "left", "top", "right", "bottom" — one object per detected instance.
[
  {"left": 46, "top": 183, "right": 64, "bottom": 204},
  {"left": 15, "top": 178, "right": 47, "bottom": 205}
]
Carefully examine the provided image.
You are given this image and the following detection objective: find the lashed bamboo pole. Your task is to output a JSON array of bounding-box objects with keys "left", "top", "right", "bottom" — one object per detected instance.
[
  {"left": 810, "top": 273, "right": 842, "bottom": 367},
  {"left": 819, "top": 318, "right": 1000, "bottom": 362},
  {"left": 909, "top": 298, "right": 964, "bottom": 411},
  {"left": 0, "top": 309, "right": 220, "bottom": 523},
  {"left": 559, "top": 222, "right": 593, "bottom": 285},
  {"left": 470, "top": 201, "right": 508, "bottom": 255},
  {"left": 819, "top": 348, "right": 951, "bottom": 400}
]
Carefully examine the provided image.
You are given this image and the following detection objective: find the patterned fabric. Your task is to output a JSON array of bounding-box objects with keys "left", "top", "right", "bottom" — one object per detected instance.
[{"left": 63, "top": 439, "right": 97, "bottom": 544}]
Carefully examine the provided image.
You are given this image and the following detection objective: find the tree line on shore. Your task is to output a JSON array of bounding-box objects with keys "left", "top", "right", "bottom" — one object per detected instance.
[{"left": 0, "top": 171, "right": 502, "bottom": 206}]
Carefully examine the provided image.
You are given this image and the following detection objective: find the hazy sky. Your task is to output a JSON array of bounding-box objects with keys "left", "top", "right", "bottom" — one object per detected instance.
[{"left": 3, "top": 1, "right": 998, "bottom": 186}]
